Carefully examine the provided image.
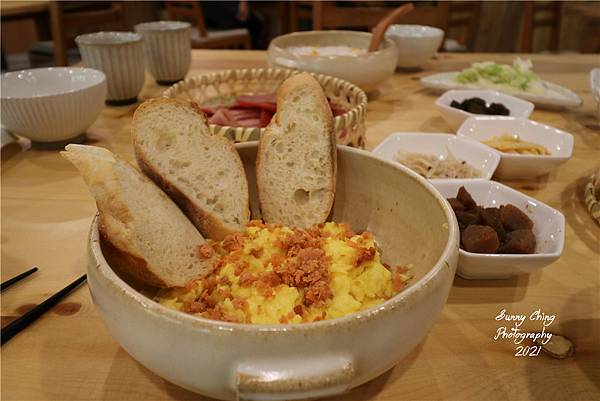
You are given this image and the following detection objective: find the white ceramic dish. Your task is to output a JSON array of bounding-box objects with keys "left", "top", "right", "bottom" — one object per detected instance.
[
  {"left": 0, "top": 67, "right": 106, "bottom": 142},
  {"left": 591, "top": 68, "right": 600, "bottom": 113},
  {"left": 421, "top": 72, "right": 582, "bottom": 109},
  {"left": 87, "top": 143, "right": 459, "bottom": 401},
  {"left": 267, "top": 30, "right": 398, "bottom": 93},
  {"left": 435, "top": 89, "right": 534, "bottom": 132},
  {"left": 384, "top": 24, "right": 443, "bottom": 69},
  {"left": 432, "top": 179, "right": 564, "bottom": 279},
  {"left": 372, "top": 133, "right": 500, "bottom": 180},
  {"left": 457, "top": 116, "right": 574, "bottom": 179}
]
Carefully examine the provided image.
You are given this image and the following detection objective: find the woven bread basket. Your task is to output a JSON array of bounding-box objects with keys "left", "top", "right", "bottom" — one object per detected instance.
[
  {"left": 162, "top": 68, "right": 367, "bottom": 148},
  {"left": 584, "top": 168, "right": 600, "bottom": 225}
]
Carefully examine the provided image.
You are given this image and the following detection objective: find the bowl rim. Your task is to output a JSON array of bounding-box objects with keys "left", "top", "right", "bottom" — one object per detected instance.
[
  {"left": 134, "top": 20, "right": 191, "bottom": 32},
  {"left": 89, "top": 143, "right": 459, "bottom": 333},
  {"left": 268, "top": 30, "right": 397, "bottom": 59},
  {"left": 385, "top": 24, "right": 445, "bottom": 38},
  {"left": 75, "top": 31, "right": 142, "bottom": 46},
  {"left": 433, "top": 178, "right": 565, "bottom": 259},
  {"left": 0, "top": 67, "right": 106, "bottom": 100},
  {"left": 162, "top": 67, "right": 368, "bottom": 144},
  {"left": 372, "top": 132, "right": 501, "bottom": 180},
  {"left": 456, "top": 115, "right": 574, "bottom": 160},
  {"left": 435, "top": 89, "right": 535, "bottom": 118}
]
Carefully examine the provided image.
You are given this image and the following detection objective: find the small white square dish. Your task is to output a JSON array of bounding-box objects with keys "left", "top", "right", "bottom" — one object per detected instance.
[
  {"left": 435, "top": 89, "right": 534, "bottom": 132},
  {"left": 432, "top": 179, "right": 565, "bottom": 279},
  {"left": 372, "top": 133, "right": 500, "bottom": 180},
  {"left": 457, "top": 116, "right": 573, "bottom": 179}
]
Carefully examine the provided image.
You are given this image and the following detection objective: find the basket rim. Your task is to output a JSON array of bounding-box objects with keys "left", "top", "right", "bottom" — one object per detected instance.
[{"left": 161, "top": 67, "right": 368, "bottom": 134}]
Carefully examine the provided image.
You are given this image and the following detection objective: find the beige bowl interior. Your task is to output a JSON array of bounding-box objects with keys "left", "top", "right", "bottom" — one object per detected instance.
[
  {"left": 237, "top": 143, "right": 454, "bottom": 282},
  {"left": 269, "top": 30, "right": 395, "bottom": 53}
]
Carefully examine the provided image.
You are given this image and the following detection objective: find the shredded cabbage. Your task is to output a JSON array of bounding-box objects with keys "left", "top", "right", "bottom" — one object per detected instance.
[{"left": 456, "top": 58, "right": 544, "bottom": 94}]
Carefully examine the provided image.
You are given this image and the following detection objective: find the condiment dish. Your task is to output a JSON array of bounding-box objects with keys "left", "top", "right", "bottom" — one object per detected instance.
[
  {"left": 436, "top": 89, "right": 534, "bottom": 132},
  {"left": 373, "top": 132, "right": 500, "bottom": 180},
  {"left": 432, "top": 179, "right": 564, "bottom": 279},
  {"left": 457, "top": 116, "right": 573, "bottom": 179}
]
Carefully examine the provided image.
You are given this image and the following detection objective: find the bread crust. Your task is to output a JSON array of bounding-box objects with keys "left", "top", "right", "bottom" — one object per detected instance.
[
  {"left": 256, "top": 72, "right": 336, "bottom": 226},
  {"left": 131, "top": 97, "right": 250, "bottom": 241},
  {"left": 98, "top": 222, "right": 170, "bottom": 288}
]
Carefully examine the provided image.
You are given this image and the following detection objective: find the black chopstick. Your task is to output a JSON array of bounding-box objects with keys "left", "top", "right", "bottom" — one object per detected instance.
[
  {"left": 1, "top": 274, "right": 87, "bottom": 346},
  {"left": 0, "top": 267, "right": 38, "bottom": 292}
]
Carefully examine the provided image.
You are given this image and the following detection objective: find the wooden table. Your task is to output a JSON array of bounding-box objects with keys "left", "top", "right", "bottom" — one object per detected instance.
[{"left": 1, "top": 51, "right": 599, "bottom": 401}]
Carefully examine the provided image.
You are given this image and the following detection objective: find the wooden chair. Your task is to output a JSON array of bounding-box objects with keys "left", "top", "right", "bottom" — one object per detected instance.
[
  {"left": 288, "top": 1, "right": 481, "bottom": 51},
  {"left": 519, "top": 1, "right": 562, "bottom": 52},
  {"left": 289, "top": 1, "right": 406, "bottom": 32},
  {"left": 437, "top": 1, "right": 482, "bottom": 52},
  {"left": 165, "top": 1, "right": 251, "bottom": 49},
  {"left": 49, "top": 1, "right": 125, "bottom": 66}
]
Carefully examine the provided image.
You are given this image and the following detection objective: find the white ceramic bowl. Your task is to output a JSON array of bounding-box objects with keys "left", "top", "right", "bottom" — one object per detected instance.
[
  {"left": 267, "top": 30, "right": 398, "bottom": 93},
  {"left": 87, "top": 143, "right": 459, "bottom": 401},
  {"left": 457, "top": 116, "right": 574, "bottom": 179},
  {"left": 432, "top": 179, "right": 565, "bottom": 280},
  {"left": 76, "top": 31, "right": 144, "bottom": 104},
  {"left": 372, "top": 133, "right": 500, "bottom": 180},
  {"left": 591, "top": 68, "right": 600, "bottom": 114},
  {"left": 436, "top": 89, "right": 534, "bottom": 132},
  {"left": 384, "top": 24, "right": 443, "bottom": 69},
  {"left": 0, "top": 67, "right": 106, "bottom": 142}
]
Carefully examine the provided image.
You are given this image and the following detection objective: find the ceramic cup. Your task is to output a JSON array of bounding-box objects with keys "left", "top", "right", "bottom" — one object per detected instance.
[
  {"left": 76, "top": 31, "right": 145, "bottom": 106},
  {"left": 134, "top": 21, "right": 191, "bottom": 85}
]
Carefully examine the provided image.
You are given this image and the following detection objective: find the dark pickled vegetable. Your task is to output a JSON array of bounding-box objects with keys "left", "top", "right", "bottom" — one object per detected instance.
[
  {"left": 447, "top": 186, "right": 536, "bottom": 255},
  {"left": 500, "top": 204, "right": 534, "bottom": 231},
  {"left": 461, "top": 225, "right": 500, "bottom": 253},
  {"left": 499, "top": 229, "right": 536, "bottom": 254},
  {"left": 457, "top": 186, "right": 477, "bottom": 210},
  {"left": 448, "top": 197, "right": 465, "bottom": 212},
  {"left": 456, "top": 210, "right": 480, "bottom": 229},
  {"left": 450, "top": 97, "right": 510, "bottom": 116},
  {"left": 480, "top": 207, "right": 506, "bottom": 241}
]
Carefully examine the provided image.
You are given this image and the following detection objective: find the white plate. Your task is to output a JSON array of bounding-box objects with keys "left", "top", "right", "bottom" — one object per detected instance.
[
  {"left": 372, "top": 133, "right": 500, "bottom": 180},
  {"left": 435, "top": 89, "right": 534, "bottom": 132},
  {"left": 457, "top": 116, "right": 574, "bottom": 179},
  {"left": 432, "top": 179, "right": 565, "bottom": 279},
  {"left": 421, "top": 72, "right": 582, "bottom": 109}
]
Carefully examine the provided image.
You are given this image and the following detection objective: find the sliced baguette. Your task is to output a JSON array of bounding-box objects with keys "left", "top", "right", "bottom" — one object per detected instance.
[
  {"left": 256, "top": 72, "right": 336, "bottom": 228},
  {"left": 62, "top": 144, "right": 214, "bottom": 288},
  {"left": 132, "top": 98, "right": 250, "bottom": 241}
]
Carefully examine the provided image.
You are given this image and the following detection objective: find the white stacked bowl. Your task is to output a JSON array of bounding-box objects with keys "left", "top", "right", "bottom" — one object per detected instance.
[{"left": 1, "top": 67, "right": 106, "bottom": 143}]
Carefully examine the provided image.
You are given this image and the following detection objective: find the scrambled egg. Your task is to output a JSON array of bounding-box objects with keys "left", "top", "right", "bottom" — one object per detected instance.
[{"left": 156, "top": 222, "right": 410, "bottom": 324}]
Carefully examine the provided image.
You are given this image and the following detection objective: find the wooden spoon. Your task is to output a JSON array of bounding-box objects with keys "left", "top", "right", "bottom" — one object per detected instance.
[{"left": 368, "top": 3, "right": 415, "bottom": 52}]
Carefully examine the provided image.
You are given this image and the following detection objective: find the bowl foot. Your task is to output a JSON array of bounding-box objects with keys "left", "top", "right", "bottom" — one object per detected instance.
[
  {"left": 31, "top": 133, "right": 87, "bottom": 150},
  {"left": 156, "top": 79, "right": 183, "bottom": 86},
  {"left": 106, "top": 97, "right": 138, "bottom": 106}
]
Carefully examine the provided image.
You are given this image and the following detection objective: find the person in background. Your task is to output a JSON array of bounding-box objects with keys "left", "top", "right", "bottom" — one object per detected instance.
[{"left": 200, "top": 1, "right": 266, "bottom": 49}]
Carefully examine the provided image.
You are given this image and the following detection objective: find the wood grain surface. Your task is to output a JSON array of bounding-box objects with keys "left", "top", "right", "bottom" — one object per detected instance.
[{"left": 1, "top": 50, "right": 599, "bottom": 401}]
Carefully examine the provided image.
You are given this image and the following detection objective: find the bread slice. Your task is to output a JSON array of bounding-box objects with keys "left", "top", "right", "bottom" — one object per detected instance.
[
  {"left": 256, "top": 72, "right": 336, "bottom": 228},
  {"left": 61, "top": 144, "right": 214, "bottom": 288},
  {"left": 132, "top": 98, "right": 250, "bottom": 241}
]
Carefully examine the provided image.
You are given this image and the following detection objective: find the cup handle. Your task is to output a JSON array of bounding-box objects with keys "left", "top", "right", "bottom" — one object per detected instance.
[{"left": 235, "top": 355, "right": 354, "bottom": 401}]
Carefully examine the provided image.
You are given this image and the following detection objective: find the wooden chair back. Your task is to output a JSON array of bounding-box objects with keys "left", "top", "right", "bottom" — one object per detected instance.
[
  {"left": 437, "top": 1, "right": 482, "bottom": 50},
  {"left": 520, "top": 1, "right": 562, "bottom": 52},
  {"left": 164, "top": 1, "right": 208, "bottom": 37},
  {"left": 50, "top": 1, "right": 125, "bottom": 66}
]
